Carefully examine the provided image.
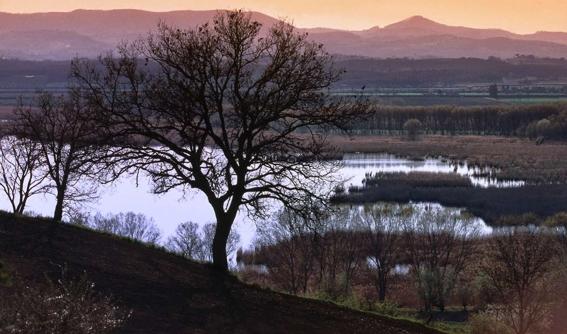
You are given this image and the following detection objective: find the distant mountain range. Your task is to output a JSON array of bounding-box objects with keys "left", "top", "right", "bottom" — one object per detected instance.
[{"left": 2, "top": 9, "right": 567, "bottom": 60}]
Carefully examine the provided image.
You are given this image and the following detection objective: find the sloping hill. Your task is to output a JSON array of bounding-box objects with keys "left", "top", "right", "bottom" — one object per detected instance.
[{"left": 0, "top": 213, "right": 441, "bottom": 334}]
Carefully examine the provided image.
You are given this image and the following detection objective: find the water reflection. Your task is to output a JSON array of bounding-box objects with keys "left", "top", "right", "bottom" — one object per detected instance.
[
  {"left": 341, "top": 153, "right": 525, "bottom": 188},
  {"left": 1, "top": 153, "right": 498, "bottom": 248}
]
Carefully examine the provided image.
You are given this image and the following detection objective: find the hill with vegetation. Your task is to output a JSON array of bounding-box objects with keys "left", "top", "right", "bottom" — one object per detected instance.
[{"left": 0, "top": 213, "right": 442, "bottom": 334}]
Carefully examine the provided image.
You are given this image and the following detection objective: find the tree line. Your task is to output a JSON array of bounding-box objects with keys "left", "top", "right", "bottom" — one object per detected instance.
[
  {"left": 345, "top": 104, "right": 567, "bottom": 139},
  {"left": 238, "top": 205, "right": 567, "bottom": 334}
]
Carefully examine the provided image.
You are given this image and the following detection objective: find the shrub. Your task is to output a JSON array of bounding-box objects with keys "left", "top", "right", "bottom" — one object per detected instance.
[
  {"left": 0, "top": 273, "right": 129, "bottom": 334},
  {"left": 403, "top": 119, "right": 423, "bottom": 141},
  {"left": 525, "top": 121, "right": 538, "bottom": 139},
  {"left": 535, "top": 119, "right": 552, "bottom": 138}
]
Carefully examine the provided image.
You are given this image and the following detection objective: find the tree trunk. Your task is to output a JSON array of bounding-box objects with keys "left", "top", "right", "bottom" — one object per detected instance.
[
  {"left": 211, "top": 211, "right": 236, "bottom": 272},
  {"left": 53, "top": 188, "right": 65, "bottom": 222},
  {"left": 378, "top": 271, "right": 387, "bottom": 302}
]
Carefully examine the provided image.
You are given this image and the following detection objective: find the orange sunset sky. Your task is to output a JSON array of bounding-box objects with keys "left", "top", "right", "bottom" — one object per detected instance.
[{"left": 0, "top": 0, "right": 565, "bottom": 33}]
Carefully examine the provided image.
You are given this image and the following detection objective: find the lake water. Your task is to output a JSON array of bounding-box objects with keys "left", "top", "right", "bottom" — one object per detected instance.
[
  {"left": 1, "top": 153, "right": 506, "bottom": 248},
  {"left": 341, "top": 153, "right": 525, "bottom": 188}
]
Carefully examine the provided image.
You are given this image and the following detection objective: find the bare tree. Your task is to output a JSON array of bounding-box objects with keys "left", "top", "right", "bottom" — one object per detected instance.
[
  {"left": 314, "top": 209, "right": 361, "bottom": 297},
  {"left": 404, "top": 208, "right": 479, "bottom": 316},
  {"left": 545, "top": 212, "right": 567, "bottom": 262},
  {"left": 14, "top": 93, "right": 111, "bottom": 221},
  {"left": 87, "top": 212, "right": 161, "bottom": 245},
  {"left": 0, "top": 135, "right": 49, "bottom": 214},
  {"left": 166, "top": 221, "right": 206, "bottom": 260},
  {"left": 358, "top": 204, "right": 404, "bottom": 302},
  {"left": 482, "top": 227, "right": 557, "bottom": 334},
  {"left": 167, "top": 221, "right": 240, "bottom": 263},
  {"left": 256, "top": 209, "right": 317, "bottom": 294},
  {"left": 201, "top": 222, "right": 241, "bottom": 263},
  {"left": 72, "top": 10, "right": 366, "bottom": 270}
]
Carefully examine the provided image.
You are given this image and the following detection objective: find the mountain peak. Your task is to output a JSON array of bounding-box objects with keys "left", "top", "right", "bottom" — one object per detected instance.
[{"left": 385, "top": 15, "right": 443, "bottom": 30}]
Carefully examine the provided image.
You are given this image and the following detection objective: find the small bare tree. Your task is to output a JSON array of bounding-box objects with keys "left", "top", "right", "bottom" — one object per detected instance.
[
  {"left": 257, "top": 209, "right": 317, "bottom": 295},
  {"left": 314, "top": 209, "right": 361, "bottom": 297},
  {"left": 359, "top": 204, "right": 404, "bottom": 302},
  {"left": 87, "top": 212, "right": 161, "bottom": 245},
  {"left": 0, "top": 135, "right": 49, "bottom": 214},
  {"left": 404, "top": 208, "right": 479, "bottom": 316},
  {"left": 72, "top": 10, "right": 366, "bottom": 271},
  {"left": 15, "top": 92, "right": 111, "bottom": 221},
  {"left": 167, "top": 221, "right": 240, "bottom": 263},
  {"left": 482, "top": 227, "right": 557, "bottom": 334},
  {"left": 166, "top": 221, "right": 206, "bottom": 260}
]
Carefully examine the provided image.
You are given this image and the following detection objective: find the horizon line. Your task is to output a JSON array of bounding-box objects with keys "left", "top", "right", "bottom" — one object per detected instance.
[{"left": 0, "top": 8, "right": 559, "bottom": 35}]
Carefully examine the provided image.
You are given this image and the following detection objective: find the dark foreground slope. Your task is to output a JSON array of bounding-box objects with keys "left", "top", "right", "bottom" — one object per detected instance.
[{"left": 0, "top": 213, "right": 440, "bottom": 334}]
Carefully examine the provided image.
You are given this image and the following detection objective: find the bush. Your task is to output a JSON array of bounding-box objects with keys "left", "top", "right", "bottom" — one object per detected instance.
[
  {"left": 0, "top": 273, "right": 129, "bottom": 334},
  {"left": 403, "top": 119, "right": 423, "bottom": 141},
  {"left": 536, "top": 119, "right": 552, "bottom": 138},
  {"left": 525, "top": 121, "right": 538, "bottom": 139}
]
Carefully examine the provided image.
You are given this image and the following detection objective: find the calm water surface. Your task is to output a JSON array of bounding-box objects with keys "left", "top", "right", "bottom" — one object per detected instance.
[{"left": 1, "top": 153, "right": 505, "bottom": 247}]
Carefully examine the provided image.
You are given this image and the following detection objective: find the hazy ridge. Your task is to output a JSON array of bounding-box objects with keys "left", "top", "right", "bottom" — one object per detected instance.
[{"left": 1, "top": 10, "right": 567, "bottom": 60}]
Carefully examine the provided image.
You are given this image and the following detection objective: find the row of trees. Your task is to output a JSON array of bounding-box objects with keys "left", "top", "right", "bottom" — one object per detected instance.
[
  {"left": 239, "top": 206, "right": 567, "bottom": 333},
  {"left": 244, "top": 205, "right": 479, "bottom": 308},
  {"left": 345, "top": 104, "right": 567, "bottom": 139}
]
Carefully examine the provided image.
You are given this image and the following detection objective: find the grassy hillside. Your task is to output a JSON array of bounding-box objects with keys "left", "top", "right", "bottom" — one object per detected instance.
[{"left": 0, "top": 212, "right": 442, "bottom": 334}]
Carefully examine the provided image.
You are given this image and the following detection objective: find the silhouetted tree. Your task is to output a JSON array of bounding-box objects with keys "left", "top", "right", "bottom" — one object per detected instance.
[
  {"left": 87, "top": 212, "right": 161, "bottom": 245},
  {"left": 72, "top": 11, "right": 365, "bottom": 271},
  {"left": 167, "top": 221, "right": 206, "bottom": 260},
  {"left": 0, "top": 135, "right": 49, "bottom": 214},
  {"left": 167, "top": 221, "right": 240, "bottom": 263},
  {"left": 14, "top": 93, "right": 111, "bottom": 221}
]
